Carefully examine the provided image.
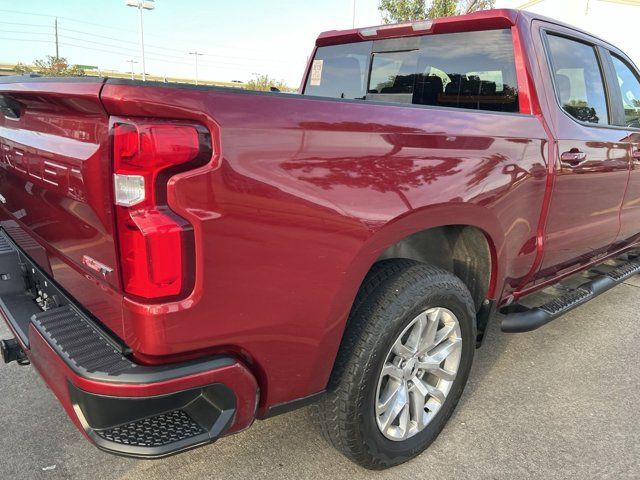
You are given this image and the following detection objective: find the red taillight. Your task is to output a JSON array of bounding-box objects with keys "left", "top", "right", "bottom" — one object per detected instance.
[{"left": 112, "top": 119, "right": 206, "bottom": 299}]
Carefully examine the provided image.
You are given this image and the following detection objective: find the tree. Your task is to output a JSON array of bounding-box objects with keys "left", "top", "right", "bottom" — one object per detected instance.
[
  {"left": 379, "top": 0, "right": 426, "bottom": 23},
  {"left": 14, "top": 56, "right": 85, "bottom": 77},
  {"left": 379, "top": 0, "right": 495, "bottom": 23},
  {"left": 245, "top": 74, "right": 290, "bottom": 92}
]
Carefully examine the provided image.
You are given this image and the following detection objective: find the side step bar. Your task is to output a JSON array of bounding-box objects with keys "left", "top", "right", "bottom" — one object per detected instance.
[{"left": 501, "top": 255, "right": 640, "bottom": 333}]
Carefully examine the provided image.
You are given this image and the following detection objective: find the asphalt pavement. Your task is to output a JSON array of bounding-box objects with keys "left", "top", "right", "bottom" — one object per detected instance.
[{"left": 1, "top": 279, "right": 639, "bottom": 480}]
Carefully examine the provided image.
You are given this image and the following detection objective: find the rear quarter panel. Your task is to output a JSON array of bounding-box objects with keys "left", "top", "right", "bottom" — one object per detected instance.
[{"left": 101, "top": 83, "right": 548, "bottom": 410}]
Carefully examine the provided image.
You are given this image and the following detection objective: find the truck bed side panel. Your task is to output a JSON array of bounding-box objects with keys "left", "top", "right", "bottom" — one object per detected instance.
[{"left": 101, "top": 83, "right": 549, "bottom": 408}]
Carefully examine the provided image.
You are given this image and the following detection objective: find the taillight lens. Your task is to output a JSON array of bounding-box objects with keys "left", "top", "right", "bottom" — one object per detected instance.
[{"left": 112, "top": 119, "right": 205, "bottom": 299}]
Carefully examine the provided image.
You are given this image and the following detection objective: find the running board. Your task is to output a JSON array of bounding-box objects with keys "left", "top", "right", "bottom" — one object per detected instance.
[{"left": 501, "top": 256, "right": 640, "bottom": 333}]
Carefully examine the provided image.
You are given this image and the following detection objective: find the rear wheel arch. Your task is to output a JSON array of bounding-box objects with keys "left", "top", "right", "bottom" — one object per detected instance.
[
  {"left": 322, "top": 223, "right": 497, "bottom": 389},
  {"left": 376, "top": 225, "right": 495, "bottom": 311}
]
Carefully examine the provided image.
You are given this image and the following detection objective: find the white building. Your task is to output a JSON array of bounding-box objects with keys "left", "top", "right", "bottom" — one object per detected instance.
[{"left": 495, "top": 0, "right": 640, "bottom": 65}]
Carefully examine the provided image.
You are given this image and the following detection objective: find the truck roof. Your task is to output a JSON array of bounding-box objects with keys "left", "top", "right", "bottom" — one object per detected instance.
[{"left": 315, "top": 8, "right": 613, "bottom": 49}]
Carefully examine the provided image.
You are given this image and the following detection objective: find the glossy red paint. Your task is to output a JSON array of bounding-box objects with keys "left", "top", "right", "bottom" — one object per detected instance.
[
  {"left": 315, "top": 8, "right": 518, "bottom": 47},
  {"left": 619, "top": 132, "right": 640, "bottom": 245},
  {"left": 528, "top": 20, "right": 632, "bottom": 283},
  {"left": 97, "top": 79, "right": 550, "bottom": 408},
  {"left": 26, "top": 323, "right": 258, "bottom": 435},
  {"left": 0, "top": 300, "right": 258, "bottom": 438},
  {"left": 1, "top": 8, "right": 639, "bottom": 427},
  {"left": 0, "top": 80, "right": 125, "bottom": 338}
]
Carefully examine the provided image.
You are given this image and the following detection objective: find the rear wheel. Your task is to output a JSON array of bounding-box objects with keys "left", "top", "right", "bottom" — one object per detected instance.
[{"left": 312, "top": 261, "right": 476, "bottom": 469}]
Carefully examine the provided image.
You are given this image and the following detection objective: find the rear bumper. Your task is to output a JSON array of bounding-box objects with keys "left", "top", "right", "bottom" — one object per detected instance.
[{"left": 0, "top": 229, "right": 259, "bottom": 458}]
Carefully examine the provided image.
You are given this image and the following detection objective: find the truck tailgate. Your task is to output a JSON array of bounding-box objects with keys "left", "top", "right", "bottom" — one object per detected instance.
[{"left": 0, "top": 80, "right": 121, "bottom": 315}]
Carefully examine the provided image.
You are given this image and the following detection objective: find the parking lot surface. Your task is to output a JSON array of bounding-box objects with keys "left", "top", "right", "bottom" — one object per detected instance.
[{"left": 1, "top": 279, "right": 639, "bottom": 479}]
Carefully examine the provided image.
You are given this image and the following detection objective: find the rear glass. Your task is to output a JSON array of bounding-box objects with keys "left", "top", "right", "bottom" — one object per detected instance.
[
  {"left": 367, "top": 50, "right": 419, "bottom": 104},
  {"left": 304, "top": 29, "right": 519, "bottom": 113},
  {"left": 304, "top": 41, "right": 372, "bottom": 99}
]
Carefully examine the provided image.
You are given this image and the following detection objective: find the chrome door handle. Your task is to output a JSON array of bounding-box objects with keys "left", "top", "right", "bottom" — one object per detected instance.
[{"left": 560, "top": 150, "right": 587, "bottom": 168}]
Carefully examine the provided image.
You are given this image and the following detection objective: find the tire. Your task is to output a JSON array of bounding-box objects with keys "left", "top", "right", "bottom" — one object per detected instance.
[{"left": 311, "top": 261, "right": 476, "bottom": 469}]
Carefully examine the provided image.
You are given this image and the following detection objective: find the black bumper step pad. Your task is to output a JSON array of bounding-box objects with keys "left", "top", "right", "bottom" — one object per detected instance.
[
  {"left": 95, "top": 410, "right": 206, "bottom": 448},
  {"left": 31, "top": 303, "right": 235, "bottom": 383},
  {"left": 70, "top": 382, "right": 236, "bottom": 459},
  {"left": 33, "top": 306, "right": 136, "bottom": 376},
  {"left": 0, "top": 228, "right": 240, "bottom": 458},
  {"left": 501, "top": 252, "right": 640, "bottom": 333}
]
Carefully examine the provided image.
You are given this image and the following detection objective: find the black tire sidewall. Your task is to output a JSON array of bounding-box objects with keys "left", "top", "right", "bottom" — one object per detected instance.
[{"left": 358, "top": 278, "right": 476, "bottom": 462}]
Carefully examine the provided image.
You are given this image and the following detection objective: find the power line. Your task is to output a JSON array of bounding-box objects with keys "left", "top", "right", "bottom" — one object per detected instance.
[
  {"left": 52, "top": 39, "right": 265, "bottom": 69},
  {"left": 0, "top": 37, "right": 264, "bottom": 73},
  {"left": 0, "top": 9, "right": 300, "bottom": 80},
  {"left": 0, "top": 21, "right": 51, "bottom": 28},
  {"left": 1, "top": 16, "right": 290, "bottom": 65},
  {"left": 0, "top": 29, "right": 54, "bottom": 36},
  {"left": 0, "top": 37, "right": 52, "bottom": 44},
  {"left": 58, "top": 41, "right": 141, "bottom": 57},
  {"left": 57, "top": 26, "right": 289, "bottom": 64},
  {"left": 0, "top": 8, "right": 279, "bottom": 54},
  {"left": 58, "top": 35, "right": 138, "bottom": 54},
  {"left": 0, "top": 8, "right": 142, "bottom": 35},
  {"left": 50, "top": 41, "right": 264, "bottom": 71}
]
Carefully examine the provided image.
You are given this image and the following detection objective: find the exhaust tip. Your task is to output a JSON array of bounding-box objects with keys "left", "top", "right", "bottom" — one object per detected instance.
[{"left": 1, "top": 338, "right": 29, "bottom": 365}]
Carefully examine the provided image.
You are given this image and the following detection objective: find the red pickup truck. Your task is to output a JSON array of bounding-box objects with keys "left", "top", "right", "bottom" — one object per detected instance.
[{"left": 1, "top": 8, "right": 639, "bottom": 469}]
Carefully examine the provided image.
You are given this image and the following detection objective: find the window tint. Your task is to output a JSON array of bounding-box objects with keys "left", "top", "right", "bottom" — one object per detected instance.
[
  {"left": 367, "top": 50, "right": 419, "bottom": 104},
  {"left": 413, "top": 29, "right": 519, "bottom": 112},
  {"left": 304, "top": 41, "right": 371, "bottom": 99},
  {"left": 304, "top": 29, "right": 519, "bottom": 113},
  {"left": 610, "top": 54, "right": 640, "bottom": 129},
  {"left": 546, "top": 34, "right": 608, "bottom": 125}
]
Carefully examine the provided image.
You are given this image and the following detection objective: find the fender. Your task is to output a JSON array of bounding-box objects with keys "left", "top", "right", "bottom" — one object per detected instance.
[{"left": 307, "top": 202, "right": 505, "bottom": 392}]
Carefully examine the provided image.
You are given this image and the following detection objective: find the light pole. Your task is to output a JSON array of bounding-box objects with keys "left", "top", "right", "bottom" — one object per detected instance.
[
  {"left": 126, "top": 0, "right": 155, "bottom": 81},
  {"left": 352, "top": 0, "right": 356, "bottom": 28},
  {"left": 189, "top": 51, "right": 203, "bottom": 85},
  {"left": 127, "top": 59, "right": 138, "bottom": 80}
]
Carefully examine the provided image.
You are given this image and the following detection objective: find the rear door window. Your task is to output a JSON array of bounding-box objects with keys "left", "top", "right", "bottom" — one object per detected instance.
[
  {"left": 610, "top": 54, "right": 640, "bottom": 129},
  {"left": 545, "top": 34, "right": 609, "bottom": 125}
]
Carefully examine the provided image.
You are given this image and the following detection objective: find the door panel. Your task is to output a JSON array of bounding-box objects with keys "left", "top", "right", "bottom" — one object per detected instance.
[
  {"left": 541, "top": 136, "right": 629, "bottom": 276},
  {"left": 607, "top": 53, "right": 640, "bottom": 245},
  {"left": 620, "top": 134, "right": 640, "bottom": 245},
  {"left": 532, "top": 26, "right": 631, "bottom": 282}
]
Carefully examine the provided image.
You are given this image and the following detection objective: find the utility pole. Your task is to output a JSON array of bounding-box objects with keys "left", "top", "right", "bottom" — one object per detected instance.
[
  {"left": 352, "top": 0, "right": 356, "bottom": 28},
  {"left": 127, "top": 59, "right": 138, "bottom": 80},
  {"left": 54, "top": 17, "right": 59, "bottom": 58},
  {"left": 189, "top": 51, "right": 203, "bottom": 86},
  {"left": 126, "top": 1, "right": 155, "bottom": 81}
]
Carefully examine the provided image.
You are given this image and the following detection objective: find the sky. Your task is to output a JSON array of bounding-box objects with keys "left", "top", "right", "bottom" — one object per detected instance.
[
  {"left": 0, "top": 0, "right": 383, "bottom": 87},
  {"left": 0, "top": 0, "right": 638, "bottom": 87}
]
